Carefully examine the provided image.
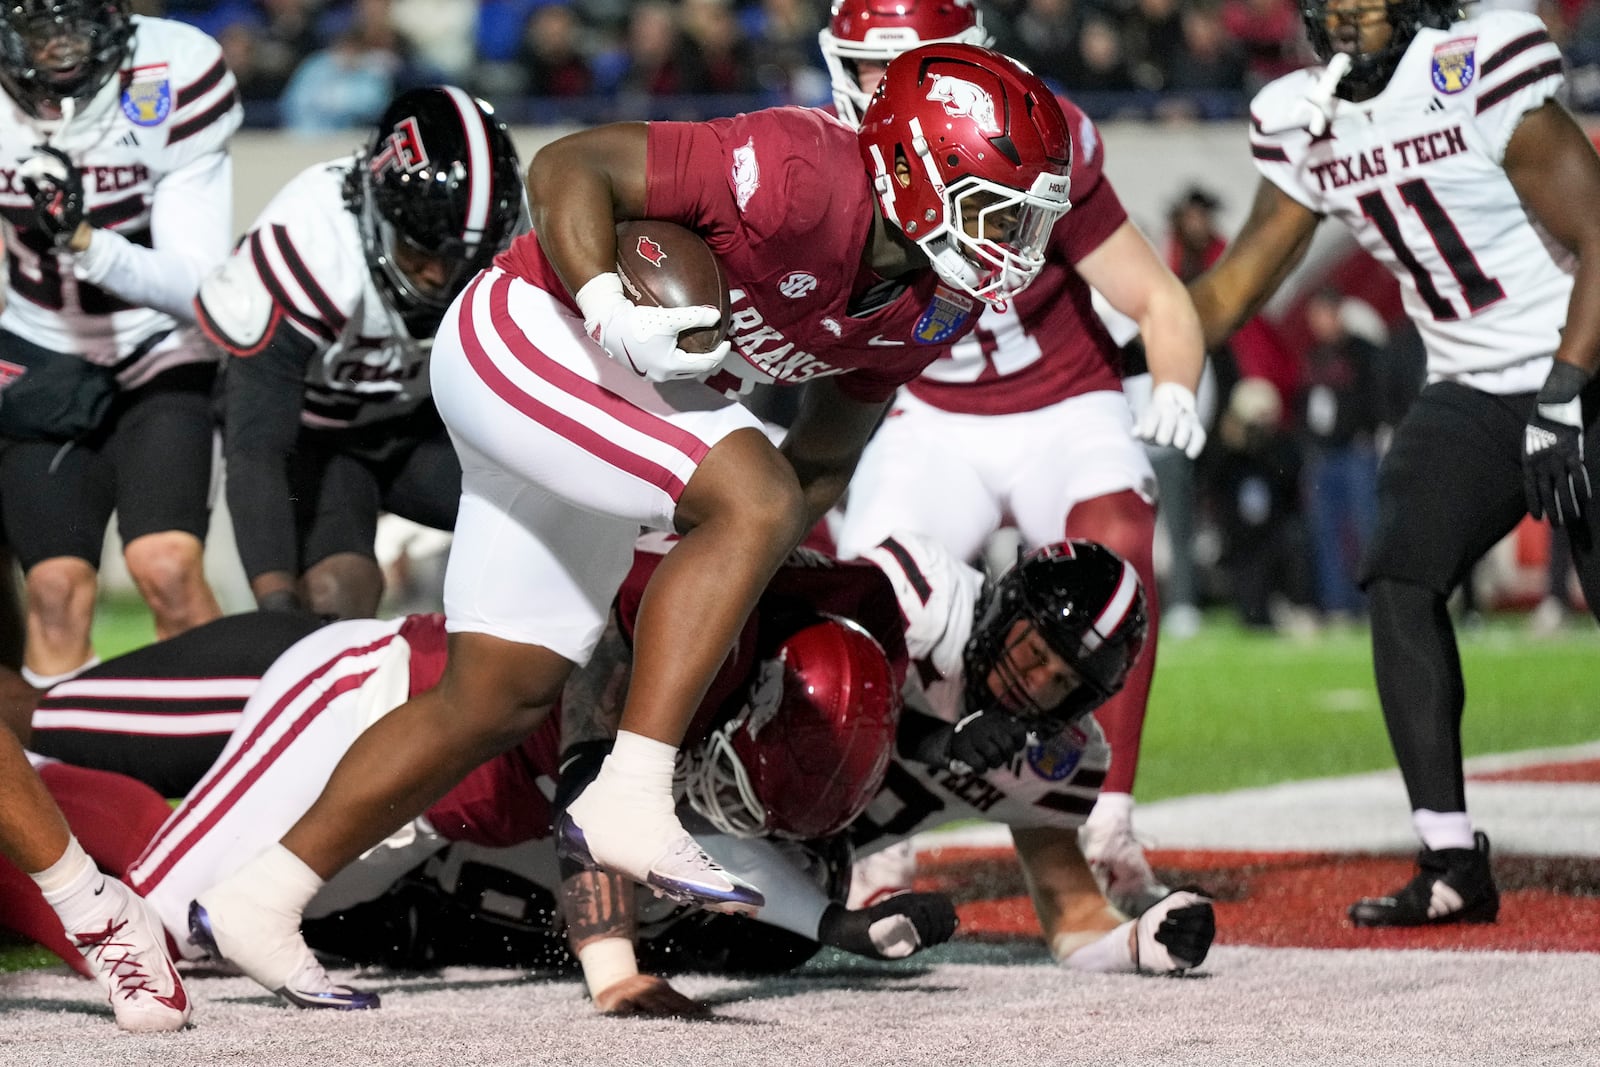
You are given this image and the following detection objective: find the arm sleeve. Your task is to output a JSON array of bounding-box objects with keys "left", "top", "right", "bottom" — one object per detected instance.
[
  {"left": 71, "top": 150, "right": 234, "bottom": 322},
  {"left": 694, "top": 832, "right": 831, "bottom": 941},
  {"left": 222, "top": 329, "right": 317, "bottom": 581}
]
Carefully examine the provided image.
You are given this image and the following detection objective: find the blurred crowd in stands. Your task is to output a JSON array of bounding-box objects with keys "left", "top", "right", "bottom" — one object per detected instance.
[{"left": 143, "top": 0, "right": 1600, "bottom": 131}]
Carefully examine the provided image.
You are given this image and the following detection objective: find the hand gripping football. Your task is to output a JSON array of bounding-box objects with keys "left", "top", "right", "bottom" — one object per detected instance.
[{"left": 614, "top": 220, "right": 731, "bottom": 355}]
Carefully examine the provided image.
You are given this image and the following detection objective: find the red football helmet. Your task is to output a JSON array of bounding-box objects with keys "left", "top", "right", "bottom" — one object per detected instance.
[
  {"left": 857, "top": 43, "right": 1072, "bottom": 307},
  {"left": 681, "top": 616, "right": 901, "bottom": 840},
  {"left": 819, "top": 0, "right": 992, "bottom": 127}
]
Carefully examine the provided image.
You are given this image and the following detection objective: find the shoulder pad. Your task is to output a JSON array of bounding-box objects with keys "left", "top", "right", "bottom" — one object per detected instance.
[
  {"left": 861, "top": 530, "right": 982, "bottom": 679},
  {"left": 196, "top": 251, "right": 279, "bottom": 355}
]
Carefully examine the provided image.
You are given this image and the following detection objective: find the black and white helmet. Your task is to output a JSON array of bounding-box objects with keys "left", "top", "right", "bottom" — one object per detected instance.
[
  {"left": 962, "top": 540, "right": 1147, "bottom": 727},
  {"left": 349, "top": 85, "right": 522, "bottom": 324},
  {"left": 1300, "top": 0, "right": 1460, "bottom": 98},
  {"left": 0, "top": 0, "right": 133, "bottom": 116}
]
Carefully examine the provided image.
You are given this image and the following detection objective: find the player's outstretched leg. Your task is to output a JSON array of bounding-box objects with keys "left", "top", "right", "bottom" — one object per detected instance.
[
  {"left": 558, "top": 733, "right": 763, "bottom": 914},
  {"left": 66, "top": 876, "right": 192, "bottom": 1032},
  {"left": 189, "top": 845, "right": 379, "bottom": 1010},
  {"left": 1348, "top": 831, "right": 1499, "bottom": 927}
]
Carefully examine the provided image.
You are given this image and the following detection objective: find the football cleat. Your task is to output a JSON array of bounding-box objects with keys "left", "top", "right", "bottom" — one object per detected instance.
[
  {"left": 1080, "top": 818, "right": 1170, "bottom": 918},
  {"left": 69, "top": 877, "right": 192, "bottom": 1032},
  {"left": 1348, "top": 831, "right": 1500, "bottom": 927},
  {"left": 555, "top": 809, "right": 764, "bottom": 915},
  {"left": 189, "top": 900, "right": 379, "bottom": 1010}
]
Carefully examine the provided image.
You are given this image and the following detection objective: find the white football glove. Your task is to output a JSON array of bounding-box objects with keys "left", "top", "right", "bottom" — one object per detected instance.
[
  {"left": 574, "top": 272, "right": 730, "bottom": 383},
  {"left": 1257, "top": 52, "right": 1351, "bottom": 137},
  {"left": 1134, "top": 382, "right": 1207, "bottom": 459}
]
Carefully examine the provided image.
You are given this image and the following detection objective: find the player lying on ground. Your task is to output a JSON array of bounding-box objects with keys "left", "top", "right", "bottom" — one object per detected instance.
[
  {"left": 550, "top": 532, "right": 1215, "bottom": 1012},
  {"left": 0, "top": 602, "right": 955, "bottom": 1011}
]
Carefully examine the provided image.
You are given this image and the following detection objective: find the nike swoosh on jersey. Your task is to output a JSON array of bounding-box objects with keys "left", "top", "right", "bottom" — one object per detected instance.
[{"left": 868, "top": 335, "right": 906, "bottom": 347}]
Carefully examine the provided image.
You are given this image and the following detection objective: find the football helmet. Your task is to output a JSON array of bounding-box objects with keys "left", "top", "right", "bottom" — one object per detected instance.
[
  {"left": 857, "top": 43, "right": 1072, "bottom": 307},
  {"left": 819, "top": 0, "right": 992, "bottom": 128},
  {"left": 0, "top": 0, "right": 132, "bottom": 116},
  {"left": 1300, "top": 0, "right": 1459, "bottom": 98},
  {"left": 682, "top": 616, "right": 900, "bottom": 841},
  {"left": 962, "top": 540, "right": 1147, "bottom": 728},
  {"left": 348, "top": 85, "right": 523, "bottom": 328}
]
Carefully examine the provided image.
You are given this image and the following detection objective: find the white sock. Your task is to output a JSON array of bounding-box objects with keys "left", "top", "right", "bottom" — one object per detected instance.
[
  {"left": 230, "top": 843, "right": 325, "bottom": 917},
  {"left": 1087, "top": 791, "right": 1135, "bottom": 830},
  {"left": 1414, "top": 809, "right": 1475, "bottom": 852},
  {"left": 22, "top": 655, "right": 101, "bottom": 690},
  {"left": 588, "top": 730, "right": 679, "bottom": 819},
  {"left": 1057, "top": 921, "right": 1137, "bottom": 973},
  {"left": 33, "top": 837, "right": 109, "bottom": 933}
]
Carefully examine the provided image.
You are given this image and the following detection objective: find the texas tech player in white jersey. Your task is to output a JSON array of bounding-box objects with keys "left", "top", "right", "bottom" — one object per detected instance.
[
  {"left": 1249, "top": 11, "right": 1566, "bottom": 393},
  {"left": 196, "top": 158, "right": 429, "bottom": 429},
  {"left": 0, "top": 15, "right": 240, "bottom": 387},
  {"left": 854, "top": 685, "right": 1111, "bottom": 858}
]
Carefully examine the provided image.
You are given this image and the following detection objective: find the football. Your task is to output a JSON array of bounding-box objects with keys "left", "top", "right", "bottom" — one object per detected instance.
[{"left": 614, "top": 220, "right": 731, "bottom": 355}]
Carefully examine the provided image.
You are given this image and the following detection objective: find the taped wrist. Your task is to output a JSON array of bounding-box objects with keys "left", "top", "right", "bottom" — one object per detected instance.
[
  {"left": 574, "top": 272, "right": 626, "bottom": 327},
  {"left": 1055, "top": 921, "right": 1137, "bottom": 973},
  {"left": 577, "top": 936, "right": 639, "bottom": 1000}
]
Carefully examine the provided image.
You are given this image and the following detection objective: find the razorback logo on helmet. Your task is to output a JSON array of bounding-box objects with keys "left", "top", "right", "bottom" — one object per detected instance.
[
  {"left": 926, "top": 74, "right": 1000, "bottom": 135},
  {"left": 370, "top": 116, "right": 430, "bottom": 177},
  {"left": 635, "top": 235, "right": 667, "bottom": 267}
]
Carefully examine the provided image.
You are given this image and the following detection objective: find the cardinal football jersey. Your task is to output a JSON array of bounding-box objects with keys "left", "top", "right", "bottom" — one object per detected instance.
[
  {"left": 0, "top": 15, "right": 240, "bottom": 384},
  {"left": 498, "top": 107, "right": 981, "bottom": 404},
  {"left": 1249, "top": 12, "right": 1568, "bottom": 393},
  {"left": 196, "top": 156, "right": 434, "bottom": 429}
]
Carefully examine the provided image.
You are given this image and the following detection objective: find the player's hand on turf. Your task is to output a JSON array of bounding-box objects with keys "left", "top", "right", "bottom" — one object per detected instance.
[
  {"left": 20, "top": 145, "right": 86, "bottom": 249},
  {"left": 1133, "top": 889, "right": 1215, "bottom": 975},
  {"left": 817, "top": 893, "right": 958, "bottom": 960},
  {"left": 575, "top": 272, "right": 730, "bottom": 383},
  {"left": 593, "top": 974, "right": 707, "bottom": 1017},
  {"left": 1134, "top": 382, "right": 1207, "bottom": 459},
  {"left": 1523, "top": 361, "right": 1592, "bottom": 526}
]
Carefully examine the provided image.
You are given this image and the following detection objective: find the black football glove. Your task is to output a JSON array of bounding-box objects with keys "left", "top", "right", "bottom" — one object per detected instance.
[
  {"left": 944, "top": 708, "right": 1033, "bottom": 774},
  {"left": 816, "top": 892, "right": 958, "bottom": 960},
  {"left": 20, "top": 145, "right": 86, "bottom": 248},
  {"left": 1133, "top": 888, "right": 1215, "bottom": 974},
  {"left": 1523, "top": 361, "right": 1593, "bottom": 526}
]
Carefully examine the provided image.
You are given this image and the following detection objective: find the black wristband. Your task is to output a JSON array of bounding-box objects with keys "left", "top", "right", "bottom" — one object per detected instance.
[{"left": 1538, "top": 360, "right": 1592, "bottom": 404}]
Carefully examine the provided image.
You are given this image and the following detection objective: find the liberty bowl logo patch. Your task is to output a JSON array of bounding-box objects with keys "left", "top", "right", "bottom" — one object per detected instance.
[
  {"left": 914, "top": 285, "right": 973, "bottom": 344},
  {"left": 121, "top": 64, "right": 171, "bottom": 126},
  {"left": 1026, "top": 724, "right": 1088, "bottom": 782},
  {"left": 1431, "top": 37, "right": 1476, "bottom": 94}
]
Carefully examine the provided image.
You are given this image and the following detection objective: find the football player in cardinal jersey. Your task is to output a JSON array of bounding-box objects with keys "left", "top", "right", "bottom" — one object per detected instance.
[
  {"left": 189, "top": 42, "right": 1077, "bottom": 1005},
  {"left": 818, "top": 0, "right": 1208, "bottom": 916},
  {"left": 1189, "top": 0, "right": 1600, "bottom": 926},
  {"left": 555, "top": 533, "right": 1213, "bottom": 1012},
  {"left": 0, "top": 0, "right": 241, "bottom": 688},
  {"left": 196, "top": 86, "right": 523, "bottom": 620}
]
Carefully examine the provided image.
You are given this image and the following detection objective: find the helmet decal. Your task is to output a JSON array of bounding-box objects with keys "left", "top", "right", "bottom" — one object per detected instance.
[
  {"left": 926, "top": 74, "right": 1000, "bottom": 134},
  {"left": 371, "top": 116, "right": 429, "bottom": 176}
]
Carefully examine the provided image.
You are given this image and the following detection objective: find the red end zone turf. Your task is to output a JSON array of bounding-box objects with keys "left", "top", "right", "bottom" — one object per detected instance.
[{"left": 916, "top": 846, "right": 1600, "bottom": 953}]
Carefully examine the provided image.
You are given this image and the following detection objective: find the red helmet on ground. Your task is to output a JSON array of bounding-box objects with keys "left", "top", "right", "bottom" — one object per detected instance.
[
  {"left": 857, "top": 43, "right": 1072, "bottom": 308},
  {"left": 819, "top": 0, "right": 992, "bottom": 127},
  {"left": 682, "top": 616, "right": 900, "bottom": 840}
]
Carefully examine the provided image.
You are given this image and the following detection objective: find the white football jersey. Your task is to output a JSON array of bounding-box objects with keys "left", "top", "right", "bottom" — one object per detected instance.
[
  {"left": 0, "top": 16, "right": 241, "bottom": 386},
  {"left": 1249, "top": 12, "right": 1568, "bottom": 393},
  {"left": 849, "top": 670, "right": 1111, "bottom": 857},
  {"left": 196, "top": 156, "right": 433, "bottom": 429}
]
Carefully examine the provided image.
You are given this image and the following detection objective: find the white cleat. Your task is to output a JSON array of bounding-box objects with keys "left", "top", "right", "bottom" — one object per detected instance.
[
  {"left": 558, "top": 786, "right": 763, "bottom": 914},
  {"left": 188, "top": 896, "right": 378, "bottom": 1010},
  {"left": 1080, "top": 819, "right": 1169, "bottom": 918},
  {"left": 69, "top": 877, "right": 192, "bottom": 1033}
]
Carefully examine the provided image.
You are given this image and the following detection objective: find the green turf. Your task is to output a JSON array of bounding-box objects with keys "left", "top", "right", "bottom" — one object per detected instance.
[{"left": 1136, "top": 614, "right": 1600, "bottom": 801}]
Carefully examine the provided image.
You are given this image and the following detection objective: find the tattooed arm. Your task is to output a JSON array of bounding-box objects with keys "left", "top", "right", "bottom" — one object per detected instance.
[
  {"left": 557, "top": 613, "right": 634, "bottom": 752},
  {"left": 561, "top": 867, "right": 704, "bottom": 1015}
]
